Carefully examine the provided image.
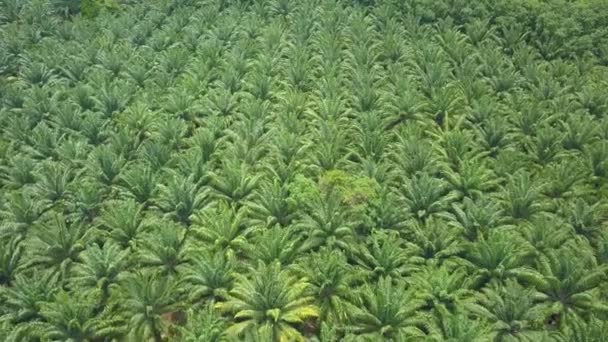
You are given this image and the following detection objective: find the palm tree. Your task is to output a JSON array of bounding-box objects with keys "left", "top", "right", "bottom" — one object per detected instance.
[
  {"left": 0, "top": 190, "right": 45, "bottom": 238},
  {"left": 433, "top": 310, "right": 495, "bottom": 342},
  {"left": 521, "top": 244, "right": 608, "bottom": 319},
  {"left": 26, "top": 214, "right": 92, "bottom": 282},
  {"left": 2, "top": 271, "right": 58, "bottom": 325},
  {"left": 293, "top": 248, "right": 358, "bottom": 324},
  {"left": 89, "top": 145, "right": 125, "bottom": 186},
  {"left": 519, "top": 215, "right": 571, "bottom": 260},
  {"left": 443, "top": 158, "right": 499, "bottom": 200},
  {"left": 117, "top": 163, "right": 159, "bottom": 206},
  {"left": 98, "top": 199, "right": 148, "bottom": 248},
  {"left": 409, "top": 265, "right": 474, "bottom": 314},
  {"left": 501, "top": 171, "right": 543, "bottom": 222},
  {"left": 178, "top": 304, "right": 227, "bottom": 342},
  {"left": 345, "top": 276, "right": 430, "bottom": 340},
  {"left": 71, "top": 242, "right": 129, "bottom": 309},
  {"left": 405, "top": 217, "right": 466, "bottom": 266},
  {"left": 0, "top": 236, "right": 23, "bottom": 286},
  {"left": 190, "top": 201, "right": 252, "bottom": 254},
  {"left": 466, "top": 280, "right": 547, "bottom": 342},
  {"left": 246, "top": 179, "right": 297, "bottom": 228},
  {"left": 157, "top": 172, "right": 206, "bottom": 225},
  {"left": 242, "top": 225, "right": 306, "bottom": 266},
  {"left": 353, "top": 230, "right": 418, "bottom": 281},
  {"left": 552, "top": 314, "right": 608, "bottom": 342},
  {"left": 119, "top": 271, "right": 183, "bottom": 342},
  {"left": 443, "top": 197, "right": 507, "bottom": 241},
  {"left": 183, "top": 247, "right": 235, "bottom": 304},
  {"left": 565, "top": 198, "right": 606, "bottom": 241},
  {"left": 399, "top": 172, "right": 455, "bottom": 222},
  {"left": 392, "top": 133, "right": 440, "bottom": 178},
  {"left": 135, "top": 221, "right": 188, "bottom": 276},
  {"left": 30, "top": 291, "right": 125, "bottom": 341},
  {"left": 295, "top": 188, "right": 355, "bottom": 251},
  {"left": 208, "top": 159, "right": 260, "bottom": 208},
  {"left": 216, "top": 261, "right": 319, "bottom": 341},
  {"left": 462, "top": 230, "right": 536, "bottom": 289}
]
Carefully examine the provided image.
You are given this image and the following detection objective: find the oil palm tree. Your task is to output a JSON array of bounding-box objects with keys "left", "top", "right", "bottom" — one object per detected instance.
[
  {"left": 296, "top": 187, "right": 356, "bottom": 252},
  {"left": 521, "top": 244, "right": 608, "bottom": 319},
  {"left": 405, "top": 217, "right": 466, "bottom": 266},
  {"left": 183, "top": 247, "right": 236, "bottom": 304},
  {"left": 157, "top": 172, "right": 207, "bottom": 225},
  {"left": 345, "top": 276, "right": 431, "bottom": 340},
  {"left": 135, "top": 221, "right": 188, "bottom": 276},
  {"left": 29, "top": 291, "right": 125, "bottom": 341},
  {"left": 0, "top": 236, "right": 24, "bottom": 286},
  {"left": 242, "top": 225, "right": 306, "bottom": 266},
  {"left": 293, "top": 248, "right": 359, "bottom": 324},
  {"left": 466, "top": 280, "right": 547, "bottom": 342},
  {"left": 190, "top": 201, "right": 252, "bottom": 254},
  {"left": 70, "top": 242, "right": 129, "bottom": 309},
  {"left": 353, "top": 230, "right": 419, "bottom": 281},
  {"left": 25, "top": 214, "right": 92, "bottom": 282},
  {"left": 119, "top": 271, "right": 183, "bottom": 342},
  {"left": 462, "top": 230, "right": 536, "bottom": 289},
  {"left": 400, "top": 172, "right": 455, "bottom": 222},
  {"left": 208, "top": 158, "right": 260, "bottom": 208},
  {"left": 246, "top": 179, "right": 297, "bottom": 228},
  {"left": 216, "top": 261, "right": 319, "bottom": 341},
  {"left": 98, "top": 199, "right": 148, "bottom": 249},
  {"left": 409, "top": 265, "right": 474, "bottom": 314}
]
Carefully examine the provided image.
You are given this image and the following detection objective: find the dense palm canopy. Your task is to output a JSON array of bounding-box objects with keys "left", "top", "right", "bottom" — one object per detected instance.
[{"left": 1, "top": 0, "right": 608, "bottom": 340}]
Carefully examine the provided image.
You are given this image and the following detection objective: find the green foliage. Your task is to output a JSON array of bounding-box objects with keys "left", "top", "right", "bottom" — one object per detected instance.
[{"left": 1, "top": 0, "right": 608, "bottom": 340}]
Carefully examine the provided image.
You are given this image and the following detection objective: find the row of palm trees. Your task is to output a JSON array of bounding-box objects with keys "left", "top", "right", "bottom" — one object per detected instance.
[{"left": 1, "top": 0, "right": 608, "bottom": 340}]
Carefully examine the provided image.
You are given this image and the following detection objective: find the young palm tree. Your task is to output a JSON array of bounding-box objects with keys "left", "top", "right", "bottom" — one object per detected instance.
[
  {"left": 117, "top": 163, "right": 159, "bottom": 206},
  {"left": 345, "top": 276, "right": 431, "bottom": 340},
  {"left": 409, "top": 265, "right": 474, "bottom": 315},
  {"left": 242, "top": 225, "right": 306, "bottom": 266},
  {"left": 552, "top": 314, "right": 608, "bottom": 342},
  {"left": 519, "top": 215, "right": 571, "bottom": 260},
  {"left": 89, "top": 145, "right": 125, "bottom": 186},
  {"left": 400, "top": 172, "right": 455, "bottom": 222},
  {"left": 216, "top": 261, "right": 319, "bottom": 341},
  {"left": 119, "top": 271, "right": 183, "bottom": 342},
  {"left": 521, "top": 244, "right": 608, "bottom": 319},
  {"left": 443, "top": 197, "right": 507, "bottom": 241},
  {"left": 178, "top": 304, "right": 227, "bottom": 342},
  {"left": 70, "top": 242, "right": 129, "bottom": 310},
  {"left": 0, "top": 190, "right": 46, "bottom": 237},
  {"left": 405, "top": 217, "right": 466, "bottom": 266},
  {"left": 443, "top": 158, "right": 499, "bottom": 200},
  {"left": 26, "top": 214, "right": 92, "bottom": 282},
  {"left": 293, "top": 248, "right": 359, "bottom": 324},
  {"left": 501, "top": 171, "right": 544, "bottom": 222},
  {"left": 2, "top": 271, "right": 58, "bottom": 325},
  {"left": 135, "top": 221, "right": 188, "bottom": 276},
  {"left": 466, "top": 280, "right": 547, "bottom": 342},
  {"left": 157, "top": 172, "right": 206, "bottom": 225},
  {"left": 183, "top": 247, "right": 236, "bottom": 304},
  {"left": 296, "top": 187, "right": 355, "bottom": 252},
  {"left": 0, "top": 236, "right": 23, "bottom": 286},
  {"left": 462, "top": 230, "right": 536, "bottom": 289},
  {"left": 353, "top": 230, "right": 418, "bottom": 281},
  {"left": 433, "top": 309, "right": 495, "bottom": 342},
  {"left": 245, "top": 179, "right": 297, "bottom": 228},
  {"left": 30, "top": 291, "right": 125, "bottom": 341},
  {"left": 98, "top": 199, "right": 148, "bottom": 249},
  {"left": 208, "top": 159, "right": 260, "bottom": 208},
  {"left": 190, "top": 201, "right": 252, "bottom": 254}
]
